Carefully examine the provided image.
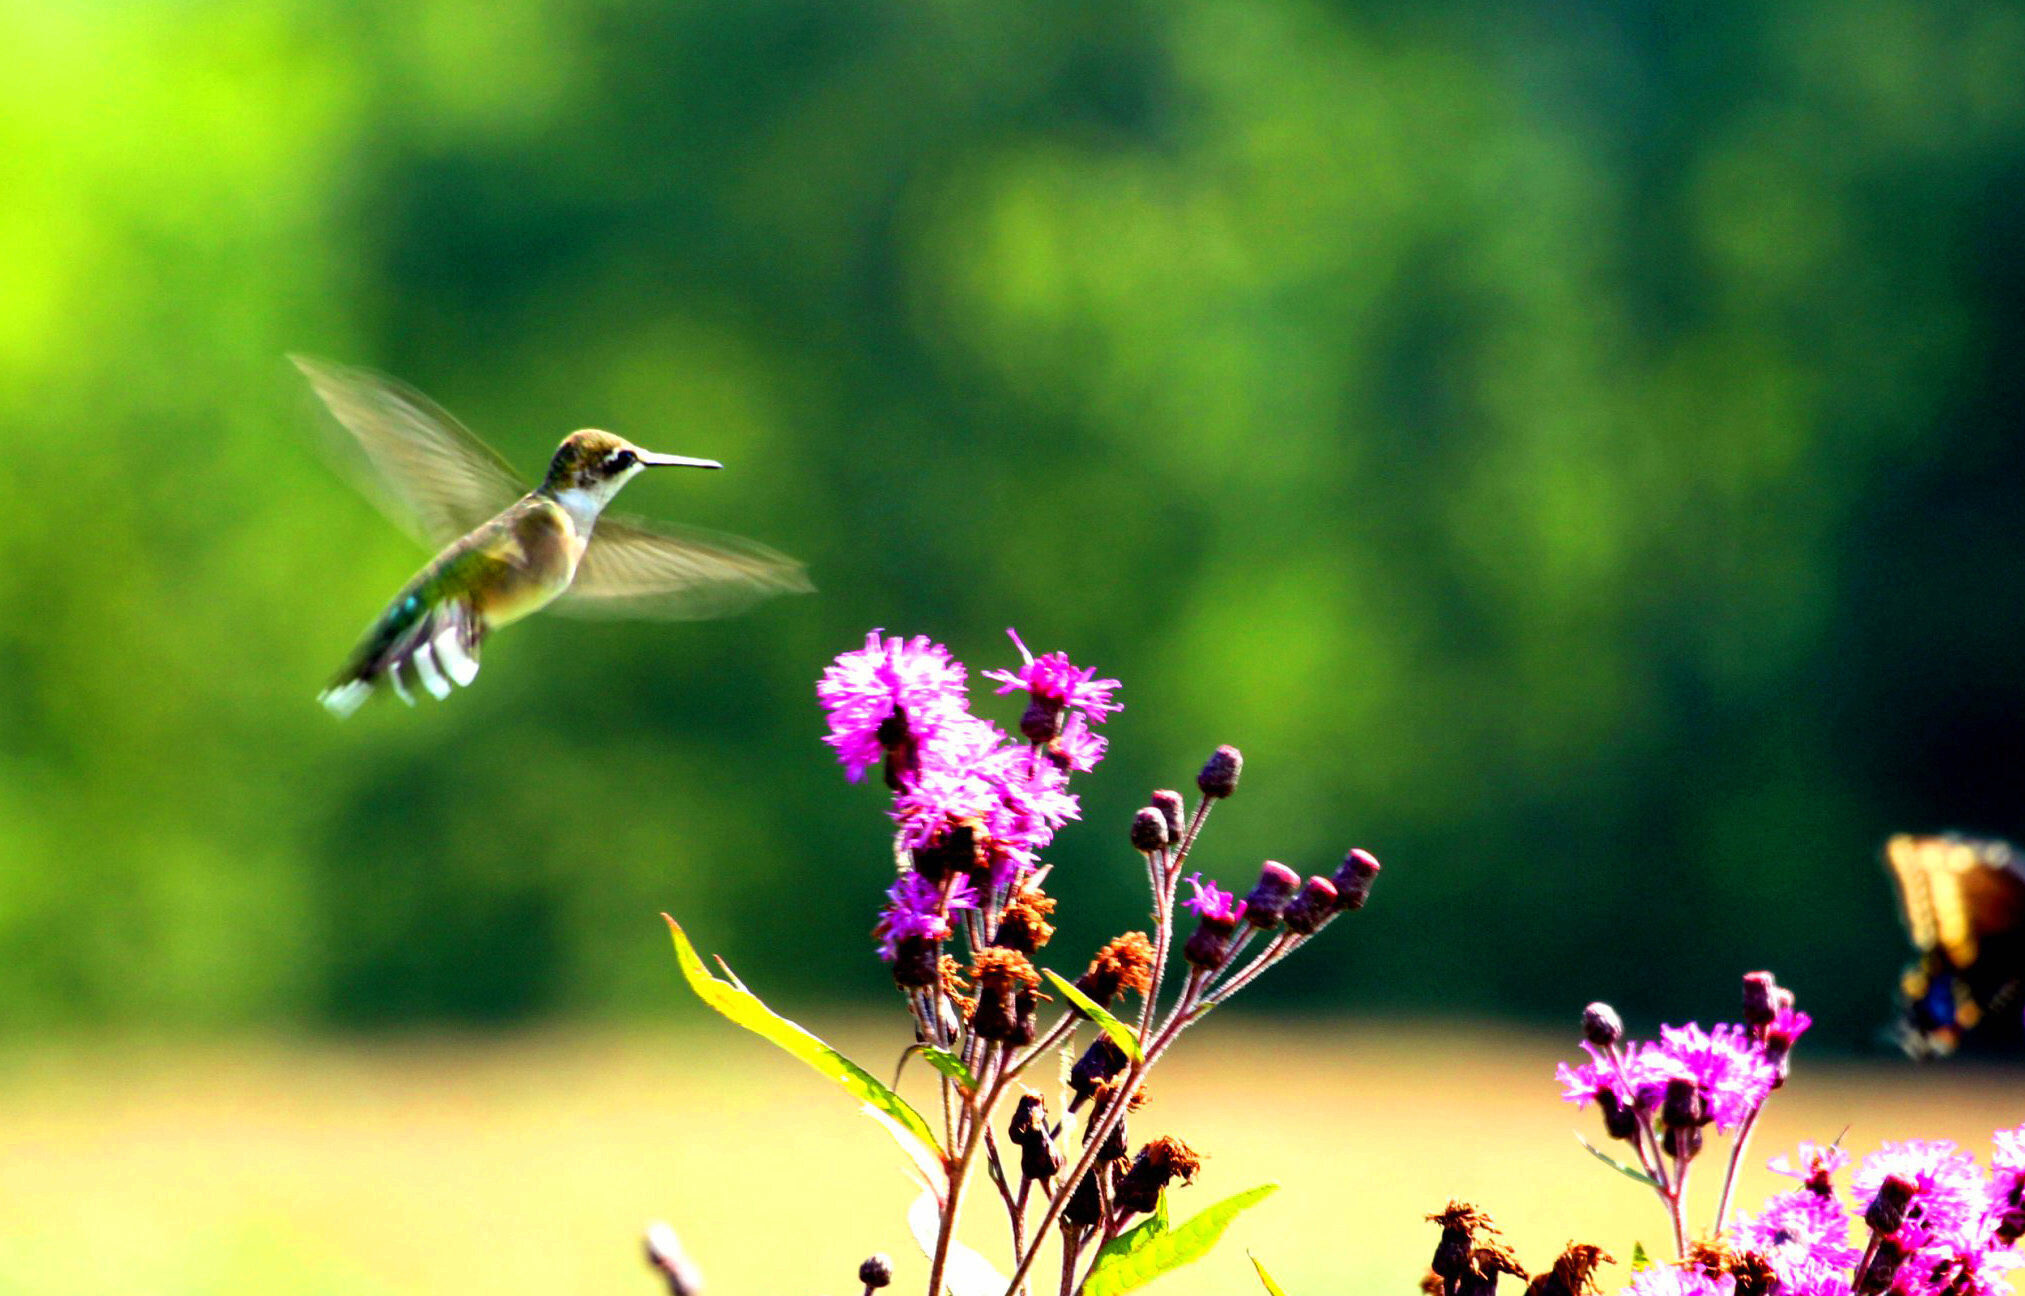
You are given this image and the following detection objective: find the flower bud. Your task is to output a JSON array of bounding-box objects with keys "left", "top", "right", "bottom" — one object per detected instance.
[
  {"left": 1663, "top": 1123, "right": 1703, "bottom": 1161},
  {"left": 1061, "top": 1164, "right": 1113, "bottom": 1228},
  {"left": 1114, "top": 1136, "right": 1202, "bottom": 1216},
  {"left": 1582, "top": 1002, "right": 1624, "bottom": 1048},
  {"left": 1196, "top": 745, "right": 1242, "bottom": 799},
  {"left": 1020, "top": 1125, "right": 1064, "bottom": 1182},
  {"left": 858, "top": 1254, "right": 893, "bottom": 1290},
  {"left": 1092, "top": 1106, "right": 1128, "bottom": 1164},
  {"left": 1282, "top": 876, "right": 1338, "bottom": 934},
  {"left": 1857, "top": 1236, "right": 1906, "bottom": 1295},
  {"left": 1180, "top": 875, "right": 1246, "bottom": 969},
  {"left": 1130, "top": 807, "right": 1170, "bottom": 854},
  {"left": 1597, "top": 1089, "right": 1639, "bottom": 1143},
  {"left": 1182, "top": 912, "right": 1242, "bottom": 970},
  {"left": 891, "top": 935, "right": 940, "bottom": 989},
  {"left": 913, "top": 821, "right": 982, "bottom": 882},
  {"left": 1008, "top": 1093, "right": 1046, "bottom": 1146},
  {"left": 1741, "top": 972, "right": 1780, "bottom": 1028},
  {"left": 1661, "top": 1077, "right": 1706, "bottom": 1130},
  {"left": 1020, "top": 698, "right": 1064, "bottom": 745},
  {"left": 1331, "top": 848, "right": 1381, "bottom": 910},
  {"left": 1068, "top": 1036, "right": 1129, "bottom": 1107},
  {"left": 1241, "top": 861, "right": 1301, "bottom": 929},
  {"left": 1151, "top": 790, "right": 1186, "bottom": 843},
  {"left": 1865, "top": 1175, "right": 1916, "bottom": 1235}
]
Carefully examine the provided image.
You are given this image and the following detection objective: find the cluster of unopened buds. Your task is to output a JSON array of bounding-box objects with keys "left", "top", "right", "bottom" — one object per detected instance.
[
  {"left": 1422, "top": 974, "right": 2025, "bottom": 1296},
  {"left": 816, "top": 628, "right": 1383, "bottom": 1296}
]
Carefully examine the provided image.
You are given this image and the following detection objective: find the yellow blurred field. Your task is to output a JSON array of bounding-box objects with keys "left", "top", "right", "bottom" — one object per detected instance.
[{"left": 0, "top": 1019, "right": 2015, "bottom": 1295}]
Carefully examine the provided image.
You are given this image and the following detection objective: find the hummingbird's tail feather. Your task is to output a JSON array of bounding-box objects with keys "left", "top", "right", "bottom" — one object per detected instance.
[{"left": 319, "top": 594, "right": 485, "bottom": 717}]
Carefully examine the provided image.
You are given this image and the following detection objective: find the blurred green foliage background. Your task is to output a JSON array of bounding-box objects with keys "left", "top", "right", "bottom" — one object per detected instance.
[{"left": 3, "top": 0, "right": 2023, "bottom": 1042}]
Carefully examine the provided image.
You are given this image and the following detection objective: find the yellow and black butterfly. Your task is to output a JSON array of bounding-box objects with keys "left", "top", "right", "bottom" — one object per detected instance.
[{"left": 1884, "top": 833, "right": 2025, "bottom": 1058}]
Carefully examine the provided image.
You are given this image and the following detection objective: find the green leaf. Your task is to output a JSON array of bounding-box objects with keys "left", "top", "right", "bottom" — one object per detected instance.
[
  {"left": 1082, "top": 1184, "right": 1278, "bottom": 1296},
  {"left": 1574, "top": 1132, "right": 1659, "bottom": 1187},
  {"left": 1249, "top": 1253, "right": 1290, "bottom": 1296},
  {"left": 664, "top": 915, "right": 945, "bottom": 1182},
  {"left": 920, "top": 1046, "right": 978, "bottom": 1092},
  {"left": 1630, "top": 1243, "right": 1651, "bottom": 1272},
  {"left": 1092, "top": 1192, "right": 1171, "bottom": 1273},
  {"left": 1042, "top": 969, "right": 1144, "bottom": 1063}
]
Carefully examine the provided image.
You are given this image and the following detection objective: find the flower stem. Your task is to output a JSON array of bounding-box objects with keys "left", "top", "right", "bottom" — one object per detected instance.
[{"left": 1711, "top": 1103, "right": 1762, "bottom": 1240}]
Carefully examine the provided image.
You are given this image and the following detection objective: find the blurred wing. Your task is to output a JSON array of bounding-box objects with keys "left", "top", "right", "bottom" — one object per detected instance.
[
  {"left": 292, "top": 354, "right": 526, "bottom": 547},
  {"left": 558, "top": 515, "right": 813, "bottom": 621},
  {"left": 1886, "top": 834, "right": 1949, "bottom": 955},
  {"left": 1885, "top": 834, "right": 2025, "bottom": 967}
]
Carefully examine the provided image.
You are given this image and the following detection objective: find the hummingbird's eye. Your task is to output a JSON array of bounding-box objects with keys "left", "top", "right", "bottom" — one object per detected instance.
[{"left": 609, "top": 450, "right": 636, "bottom": 474}]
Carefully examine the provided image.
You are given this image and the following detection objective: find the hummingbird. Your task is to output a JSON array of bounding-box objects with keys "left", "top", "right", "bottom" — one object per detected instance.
[{"left": 295, "top": 355, "right": 811, "bottom": 717}]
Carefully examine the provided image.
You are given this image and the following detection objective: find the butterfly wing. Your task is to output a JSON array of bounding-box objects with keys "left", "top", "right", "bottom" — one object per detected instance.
[
  {"left": 557, "top": 514, "right": 813, "bottom": 621},
  {"left": 1884, "top": 834, "right": 2025, "bottom": 1057},
  {"left": 293, "top": 355, "right": 527, "bottom": 547}
]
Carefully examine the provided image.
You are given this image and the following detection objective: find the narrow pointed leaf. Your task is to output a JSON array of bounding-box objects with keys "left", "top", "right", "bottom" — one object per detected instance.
[
  {"left": 1630, "top": 1243, "right": 1651, "bottom": 1272},
  {"left": 665, "top": 915, "right": 944, "bottom": 1177},
  {"left": 1092, "top": 1192, "right": 1170, "bottom": 1273},
  {"left": 907, "top": 1189, "right": 1008, "bottom": 1296},
  {"left": 1250, "top": 1254, "right": 1290, "bottom": 1296},
  {"left": 921, "top": 1047, "right": 979, "bottom": 1092},
  {"left": 1082, "top": 1184, "right": 1278, "bottom": 1296},
  {"left": 1574, "top": 1132, "right": 1659, "bottom": 1187},
  {"left": 1042, "top": 969, "right": 1144, "bottom": 1063}
]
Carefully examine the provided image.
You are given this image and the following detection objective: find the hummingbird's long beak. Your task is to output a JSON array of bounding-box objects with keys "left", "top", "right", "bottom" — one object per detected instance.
[{"left": 636, "top": 450, "right": 723, "bottom": 470}]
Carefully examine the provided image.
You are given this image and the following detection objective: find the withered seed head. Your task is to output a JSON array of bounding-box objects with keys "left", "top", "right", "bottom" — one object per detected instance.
[
  {"left": 1076, "top": 932, "right": 1156, "bottom": 1008},
  {"left": 1069, "top": 1035, "right": 1129, "bottom": 1106},
  {"left": 970, "top": 949, "right": 1043, "bottom": 1043},
  {"left": 995, "top": 882, "right": 1058, "bottom": 955},
  {"left": 1114, "top": 1136, "right": 1203, "bottom": 1215}
]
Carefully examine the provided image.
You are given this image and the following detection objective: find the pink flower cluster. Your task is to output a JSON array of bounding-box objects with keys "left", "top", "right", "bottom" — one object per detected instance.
[{"left": 819, "top": 628, "right": 1121, "bottom": 961}]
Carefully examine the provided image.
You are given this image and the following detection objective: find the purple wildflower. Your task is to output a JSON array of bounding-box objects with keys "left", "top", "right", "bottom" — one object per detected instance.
[
  {"left": 819, "top": 632, "right": 971, "bottom": 784},
  {"left": 1180, "top": 874, "right": 1244, "bottom": 924},
  {"left": 1049, "top": 710, "right": 1107, "bottom": 773},
  {"left": 1731, "top": 1186, "right": 1860, "bottom": 1288},
  {"left": 1852, "top": 1140, "right": 1989, "bottom": 1251},
  {"left": 892, "top": 720, "right": 1083, "bottom": 885},
  {"left": 873, "top": 870, "right": 979, "bottom": 961},
  {"left": 1993, "top": 1126, "right": 2025, "bottom": 1206},
  {"left": 1556, "top": 1039, "right": 1631, "bottom": 1108},
  {"left": 984, "top": 628, "right": 1122, "bottom": 742},
  {"left": 1649, "top": 1023, "right": 1778, "bottom": 1133}
]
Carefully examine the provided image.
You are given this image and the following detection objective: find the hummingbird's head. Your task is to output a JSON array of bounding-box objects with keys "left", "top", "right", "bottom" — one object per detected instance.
[{"left": 543, "top": 430, "right": 722, "bottom": 513}]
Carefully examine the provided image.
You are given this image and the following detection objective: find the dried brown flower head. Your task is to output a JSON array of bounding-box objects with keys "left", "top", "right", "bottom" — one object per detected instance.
[
  {"left": 995, "top": 880, "right": 1058, "bottom": 955},
  {"left": 1076, "top": 932, "right": 1155, "bottom": 1007}
]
